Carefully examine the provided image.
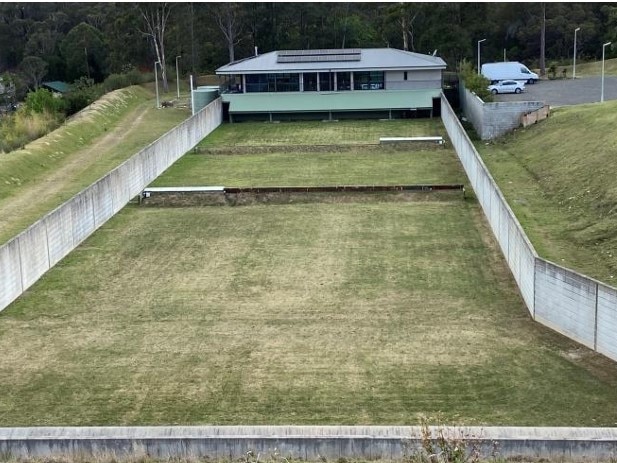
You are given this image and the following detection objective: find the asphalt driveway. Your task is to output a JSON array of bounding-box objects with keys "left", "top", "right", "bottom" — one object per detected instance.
[{"left": 493, "top": 76, "right": 617, "bottom": 107}]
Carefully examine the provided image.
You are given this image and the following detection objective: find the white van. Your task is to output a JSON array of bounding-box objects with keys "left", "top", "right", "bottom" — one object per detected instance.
[{"left": 481, "top": 62, "right": 539, "bottom": 84}]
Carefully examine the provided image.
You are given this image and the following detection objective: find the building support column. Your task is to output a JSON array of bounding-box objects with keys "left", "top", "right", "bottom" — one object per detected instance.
[
  {"left": 350, "top": 73, "right": 354, "bottom": 91},
  {"left": 242, "top": 75, "right": 246, "bottom": 93},
  {"left": 299, "top": 73, "right": 304, "bottom": 92}
]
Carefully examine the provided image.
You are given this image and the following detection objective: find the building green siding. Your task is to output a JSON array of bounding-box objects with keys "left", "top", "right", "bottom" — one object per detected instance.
[{"left": 222, "top": 90, "right": 441, "bottom": 114}]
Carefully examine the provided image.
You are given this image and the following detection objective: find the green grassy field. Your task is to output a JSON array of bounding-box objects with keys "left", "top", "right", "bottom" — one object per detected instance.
[
  {"left": 476, "top": 99, "right": 617, "bottom": 284},
  {"left": 3, "top": 202, "right": 617, "bottom": 426},
  {"left": 3, "top": 117, "right": 617, "bottom": 426},
  {"left": 153, "top": 150, "right": 465, "bottom": 187},
  {"left": 155, "top": 120, "right": 459, "bottom": 187},
  {"left": 0, "top": 85, "right": 189, "bottom": 244}
]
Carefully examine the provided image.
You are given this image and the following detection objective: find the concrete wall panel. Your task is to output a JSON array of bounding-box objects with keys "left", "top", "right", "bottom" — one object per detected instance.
[
  {"left": 597, "top": 284, "right": 617, "bottom": 361},
  {"left": 125, "top": 156, "right": 145, "bottom": 199},
  {"left": 0, "top": 239, "right": 23, "bottom": 310},
  {"left": 3, "top": 426, "right": 617, "bottom": 462},
  {"left": 441, "top": 94, "right": 536, "bottom": 316},
  {"left": 520, "top": 246, "right": 536, "bottom": 314},
  {"left": 91, "top": 175, "right": 115, "bottom": 227},
  {"left": 110, "top": 167, "right": 130, "bottom": 214},
  {"left": 17, "top": 224, "right": 49, "bottom": 291},
  {"left": 460, "top": 85, "right": 544, "bottom": 140},
  {"left": 535, "top": 259, "right": 596, "bottom": 348},
  {"left": 70, "top": 191, "right": 95, "bottom": 246},
  {"left": 44, "top": 204, "right": 74, "bottom": 267},
  {"left": 497, "top": 202, "right": 510, "bottom": 258},
  {"left": 488, "top": 184, "right": 501, "bottom": 238}
]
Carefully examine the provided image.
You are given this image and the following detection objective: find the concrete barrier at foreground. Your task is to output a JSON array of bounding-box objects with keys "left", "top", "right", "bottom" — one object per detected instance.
[{"left": 1, "top": 426, "right": 617, "bottom": 461}]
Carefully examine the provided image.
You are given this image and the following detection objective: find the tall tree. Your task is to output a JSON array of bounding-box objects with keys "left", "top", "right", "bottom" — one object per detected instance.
[
  {"left": 540, "top": 2, "right": 546, "bottom": 76},
  {"left": 18, "top": 55, "right": 47, "bottom": 89},
  {"left": 60, "top": 22, "right": 107, "bottom": 82},
  {"left": 139, "top": 3, "right": 172, "bottom": 92},
  {"left": 214, "top": 3, "right": 243, "bottom": 63}
]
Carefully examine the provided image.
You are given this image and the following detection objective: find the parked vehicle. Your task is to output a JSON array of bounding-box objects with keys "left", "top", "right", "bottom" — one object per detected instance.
[
  {"left": 481, "top": 62, "right": 539, "bottom": 84},
  {"left": 488, "top": 80, "right": 526, "bottom": 94}
]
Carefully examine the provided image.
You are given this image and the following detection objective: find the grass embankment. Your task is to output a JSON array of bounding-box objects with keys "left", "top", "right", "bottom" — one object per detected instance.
[
  {"left": 154, "top": 120, "right": 460, "bottom": 187},
  {"left": 476, "top": 100, "right": 617, "bottom": 283},
  {"left": 0, "top": 85, "right": 189, "bottom": 244},
  {"left": 559, "top": 57, "right": 617, "bottom": 77},
  {"left": 3, "top": 202, "right": 617, "bottom": 426}
]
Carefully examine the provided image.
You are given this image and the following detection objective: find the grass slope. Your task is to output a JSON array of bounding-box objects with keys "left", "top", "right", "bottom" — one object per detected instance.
[
  {"left": 476, "top": 100, "right": 617, "bottom": 283},
  {"left": 0, "top": 86, "right": 189, "bottom": 244},
  {"left": 3, "top": 203, "right": 617, "bottom": 426}
]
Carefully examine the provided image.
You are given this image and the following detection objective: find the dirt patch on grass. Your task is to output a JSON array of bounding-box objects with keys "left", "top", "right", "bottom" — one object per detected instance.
[
  {"left": 195, "top": 142, "right": 446, "bottom": 155},
  {"left": 140, "top": 190, "right": 465, "bottom": 207}
]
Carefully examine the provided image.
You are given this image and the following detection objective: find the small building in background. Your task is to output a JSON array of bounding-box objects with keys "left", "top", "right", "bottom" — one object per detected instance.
[
  {"left": 41, "top": 81, "right": 71, "bottom": 96},
  {"left": 215, "top": 48, "right": 446, "bottom": 122}
]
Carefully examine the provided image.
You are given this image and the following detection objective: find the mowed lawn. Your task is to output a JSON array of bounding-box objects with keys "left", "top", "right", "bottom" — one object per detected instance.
[
  {"left": 197, "top": 120, "right": 446, "bottom": 146},
  {"left": 152, "top": 149, "right": 465, "bottom": 187},
  {"left": 154, "top": 120, "right": 461, "bottom": 187},
  {"left": 3, "top": 118, "right": 617, "bottom": 427},
  {"left": 2, "top": 202, "right": 617, "bottom": 426}
]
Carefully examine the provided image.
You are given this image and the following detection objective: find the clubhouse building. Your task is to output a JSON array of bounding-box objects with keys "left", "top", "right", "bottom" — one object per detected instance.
[{"left": 215, "top": 48, "right": 447, "bottom": 122}]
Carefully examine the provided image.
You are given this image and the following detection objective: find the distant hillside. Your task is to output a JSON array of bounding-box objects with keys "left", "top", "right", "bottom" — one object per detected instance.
[{"left": 476, "top": 100, "right": 617, "bottom": 284}]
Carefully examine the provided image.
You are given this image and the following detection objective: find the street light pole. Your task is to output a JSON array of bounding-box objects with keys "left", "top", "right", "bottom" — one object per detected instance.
[
  {"left": 154, "top": 60, "right": 161, "bottom": 109},
  {"left": 175, "top": 55, "right": 181, "bottom": 99},
  {"left": 477, "top": 38, "right": 486, "bottom": 75},
  {"left": 573, "top": 27, "right": 580, "bottom": 79},
  {"left": 601, "top": 41, "right": 612, "bottom": 103}
]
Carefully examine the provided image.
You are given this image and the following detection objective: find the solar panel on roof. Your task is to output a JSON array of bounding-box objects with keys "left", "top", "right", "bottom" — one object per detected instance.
[{"left": 277, "top": 49, "right": 361, "bottom": 63}]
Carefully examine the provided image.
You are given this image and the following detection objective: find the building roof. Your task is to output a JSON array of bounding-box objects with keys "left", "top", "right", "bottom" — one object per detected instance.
[
  {"left": 42, "top": 81, "right": 71, "bottom": 93},
  {"left": 216, "top": 48, "right": 447, "bottom": 74},
  {"left": 222, "top": 89, "right": 442, "bottom": 113}
]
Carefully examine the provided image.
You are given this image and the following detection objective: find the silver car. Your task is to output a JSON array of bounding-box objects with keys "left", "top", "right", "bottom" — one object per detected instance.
[{"left": 488, "top": 80, "right": 525, "bottom": 94}]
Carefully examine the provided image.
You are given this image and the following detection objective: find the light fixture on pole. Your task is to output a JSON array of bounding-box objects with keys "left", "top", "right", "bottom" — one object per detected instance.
[
  {"left": 477, "top": 38, "right": 487, "bottom": 75},
  {"left": 175, "top": 55, "right": 181, "bottom": 99},
  {"left": 601, "top": 41, "right": 612, "bottom": 103},
  {"left": 573, "top": 27, "right": 580, "bottom": 79},
  {"left": 154, "top": 60, "right": 161, "bottom": 109}
]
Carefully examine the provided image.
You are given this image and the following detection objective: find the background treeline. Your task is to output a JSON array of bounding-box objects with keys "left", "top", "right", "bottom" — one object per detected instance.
[{"left": 1, "top": 2, "right": 617, "bottom": 88}]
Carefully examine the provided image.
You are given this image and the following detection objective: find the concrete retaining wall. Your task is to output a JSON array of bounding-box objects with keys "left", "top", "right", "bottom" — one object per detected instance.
[
  {"left": 441, "top": 94, "right": 537, "bottom": 313},
  {"left": 2, "top": 426, "right": 617, "bottom": 461},
  {"left": 460, "top": 85, "right": 544, "bottom": 140},
  {"left": 0, "top": 98, "right": 222, "bottom": 313},
  {"left": 442, "top": 94, "right": 617, "bottom": 361}
]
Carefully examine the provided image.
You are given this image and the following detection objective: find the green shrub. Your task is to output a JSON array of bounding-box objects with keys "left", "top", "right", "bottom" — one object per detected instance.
[
  {"left": 103, "top": 69, "right": 146, "bottom": 93},
  {"left": 459, "top": 59, "right": 493, "bottom": 102},
  {"left": 63, "top": 77, "right": 104, "bottom": 116},
  {"left": 0, "top": 108, "right": 61, "bottom": 153},
  {"left": 23, "top": 88, "right": 65, "bottom": 114}
]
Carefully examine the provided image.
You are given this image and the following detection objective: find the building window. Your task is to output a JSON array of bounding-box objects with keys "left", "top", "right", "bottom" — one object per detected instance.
[
  {"left": 319, "top": 72, "right": 333, "bottom": 91},
  {"left": 303, "top": 73, "right": 318, "bottom": 91},
  {"left": 275, "top": 73, "right": 300, "bottom": 92},
  {"left": 353, "top": 71, "right": 384, "bottom": 90},
  {"left": 244, "top": 74, "right": 299, "bottom": 92},
  {"left": 336, "top": 72, "right": 351, "bottom": 91},
  {"left": 404, "top": 71, "right": 408, "bottom": 81}
]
